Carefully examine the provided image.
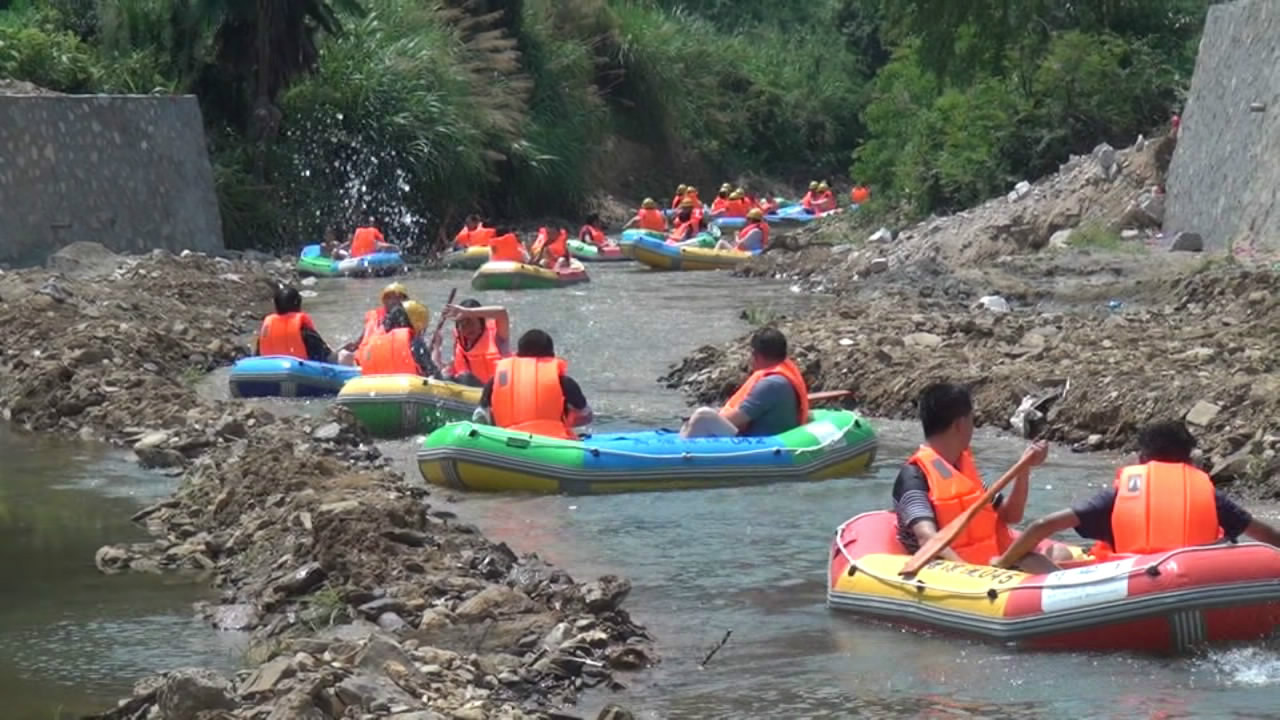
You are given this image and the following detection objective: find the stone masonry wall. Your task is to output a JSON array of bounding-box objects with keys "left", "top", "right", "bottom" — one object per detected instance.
[
  {"left": 1165, "top": 0, "right": 1280, "bottom": 258},
  {"left": 0, "top": 94, "right": 223, "bottom": 267}
]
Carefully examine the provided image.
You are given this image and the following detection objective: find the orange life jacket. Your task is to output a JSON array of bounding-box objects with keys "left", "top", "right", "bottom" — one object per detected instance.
[
  {"left": 669, "top": 219, "right": 698, "bottom": 243},
  {"left": 634, "top": 209, "right": 666, "bottom": 232},
  {"left": 850, "top": 186, "right": 870, "bottom": 205},
  {"left": 489, "top": 356, "right": 575, "bottom": 439},
  {"left": 759, "top": 198, "right": 779, "bottom": 214},
  {"left": 910, "top": 445, "right": 1008, "bottom": 565},
  {"left": 258, "top": 311, "right": 313, "bottom": 359},
  {"left": 452, "top": 322, "right": 503, "bottom": 383},
  {"left": 358, "top": 327, "right": 418, "bottom": 375},
  {"left": 580, "top": 225, "right": 607, "bottom": 248},
  {"left": 532, "top": 228, "right": 568, "bottom": 262},
  {"left": 455, "top": 224, "right": 492, "bottom": 248},
  {"left": 489, "top": 233, "right": 525, "bottom": 263},
  {"left": 1109, "top": 462, "right": 1219, "bottom": 554},
  {"left": 721, "top": 358, "right": 809, "bottom": 427},
  {"left": 801, "top": 192, "right": 817, "bottom": 211},
  {"left": 711, "top": 196, "right": 730, "bottom": 214},
  {"left": 722, "top": 198, "right": 750, "bottom": 218},
  {"left": 351, "top": 226, "right": 382, "bottom": 258},
  {"left": 356, "top": 307, "right": 388, "bottom": 357},
  {"left": 736, "top": 221, "right": 770, "bottom": 251},
  {"left": 671, "top": 194, "right": 684, "bottom": 209}
]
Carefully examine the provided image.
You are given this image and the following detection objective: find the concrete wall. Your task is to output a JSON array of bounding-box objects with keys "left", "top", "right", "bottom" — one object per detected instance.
[
  {"left": 1165, "top": 0, "right": 1280, "bottom": 258},
  {"left": 0, "top": 94, "right": 223, "bottom": 267}
]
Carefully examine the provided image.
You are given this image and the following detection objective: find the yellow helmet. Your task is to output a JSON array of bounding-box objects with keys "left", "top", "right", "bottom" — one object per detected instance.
[
  {"left": 808, "top": 181, "right": 819, "bottom": 191},
  {"left": 679, "top": 198, "right": 695, "bottom": 209},
  {"left": 730, "top": 189, "right": 745, "bottom": 199},
  {"left": 380, "top": 282, "right": 408, "bottom": 302},
  {"left": 401, "top": 300, "right": 430, "bottom": 333},
  {"left": 817, "top": 181, "right": 830, "bottom": 192},
  {"left": 676, "top": 184, "right": 687, "bottom": 194},
  {"left": 641, "top": 197, "right": 657, "bottom": 209},
  {"left": 747, "top": 208, "right": 764, "bottom": 221},
  {"left": 720, "top": 182, "right": 732, "bottom": 192},
  {"left": 686, "top": 186, "right": 697, "bottom": 195}
]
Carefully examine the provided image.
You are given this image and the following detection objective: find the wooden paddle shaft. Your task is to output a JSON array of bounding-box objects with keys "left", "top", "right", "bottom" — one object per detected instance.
[
  {"left": 432, "top": 288, "right": 458, "bottom": 336},
  {"left": 807, "top": 390, "right": 852, "bottom": 401},
  {"left": 899, "top": 451, "right": 1038, "bottom": 575}
]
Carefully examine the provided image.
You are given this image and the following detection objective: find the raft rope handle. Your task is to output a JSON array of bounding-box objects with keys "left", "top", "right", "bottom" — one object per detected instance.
[
  {"left": 457, "top": 421, "right": 857, "bottom": 460},
  {"left": 831, "top": 517, "right": 1259, "bottom": 599}
]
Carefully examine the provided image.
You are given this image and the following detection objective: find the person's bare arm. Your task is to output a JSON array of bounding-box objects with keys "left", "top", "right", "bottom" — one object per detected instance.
[
  {"left": 998, "top": 441, "right": 1048, "bottom": 524},
  {"left": 1245, "top": 518, "right": 1280, "bottom": 547},
  {"left": 910, "top": 519, "right": 963, "bottom": 562},
  {"left": 994, "top": 509, "right": 1078, "bottom": 568}
]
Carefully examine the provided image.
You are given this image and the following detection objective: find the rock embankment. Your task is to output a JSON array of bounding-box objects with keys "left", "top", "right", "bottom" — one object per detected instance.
[{"left": 0, "top": 245, "right": 649, "bottom": 719}]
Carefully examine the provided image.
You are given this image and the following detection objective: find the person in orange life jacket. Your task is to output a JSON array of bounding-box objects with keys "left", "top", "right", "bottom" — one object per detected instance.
[
  {"left": 680, "top": 328, "right": 809, "bottom": 439},
  {"left": 812, "top": 182, "right": 837, "bottom": 213},
  {"left": 487, "top": 227, "right": 530, "bottom": 264},
  {"left": 578, "top": 214, "right": 609, "bottom": 248},
  {"left": 892, "top": 382, "right": 1069, "bottom": 572},
  {"left": 800, "top": 181, "right": 820, "bottom": 212},
  {"left": 337, "top": 282, "right": 409, "bottom": 365},
  {"left": 683, "top": 185, "right": 703, "bottom": 210},
  {"left": 668, "top": 199, "right": 705, "bottom": 243},
  {"left": 431, "top": 298, "right": 511, "bottom": 387},
  {"left": 623, "top": 198, "right": 668, "bottom": 232},
  {"left": 721, "top": 189, "right": 750, "bottom": 217},
  {"left": 453, "top": 214, "right": 490, "bottom": 249},
  {"left": 716, "top": 208, "right": 769, "bottom": 252},
  {"left": 358, "top": 301, "right": 440, "bottom": 377},
  {"left": 256, "top": 286, "right": 334, "bottom": 363},
  {"left": 472, "top": 329, "right": 593, "bottom": 437},
  {"left": 710, "top": 183, "right": 733, "bottom": 215},
  {"left": 850, "top": 184, "right": 871, "bottom": 206},
  {"left": 994, "top": 421, "right": 1280, "bottom": 571},
  {"left": 531, "top": 227, "right": 570, "bottom": 269},
  {"left": 671, "top": 184, "right": 688, "bottom": 209},
  {"left": 348, "top": 214, "right": 396, "bottom": 258},
  {"left": 321, "top": 227, "right": 347, "bottom": 260}
]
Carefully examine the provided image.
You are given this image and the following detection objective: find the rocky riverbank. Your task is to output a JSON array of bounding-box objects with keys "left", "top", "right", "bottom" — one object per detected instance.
[
  {"left": 664, "top": 136, "right": 1280, "bottom": 498},
  {"left": 0, "top": 244, "right": 649, "bottom": 719}
]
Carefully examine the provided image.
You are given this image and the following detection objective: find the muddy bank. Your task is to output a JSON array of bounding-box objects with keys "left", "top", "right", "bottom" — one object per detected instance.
[
  {"left": 0, "top": 244, "right": 649, "bottom": 719},
  {"left": 664, "top": 133, "right": 1280, "bottom": 497}
]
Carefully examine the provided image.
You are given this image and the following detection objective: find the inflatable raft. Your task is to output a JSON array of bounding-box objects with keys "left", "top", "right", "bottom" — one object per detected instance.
[
  {"left": 470, "top": 260, "right": 589, "bottom": 291},
  {"left": 442, "top": 246, "right": 490, "bottom": 270},
  {"left": 296, "top": 245, "right": 341, "bottom": 278},
  {"left": 336, "top": 374, "right": 481, "bottom": 438},
  {"left": 228, "top": 356, "right": 361, "bottom": 398},
  {"left": 417, "top": 409, "right": 877, "bottom": 494},
  {"left": 624, "top": 231, "right": 752, "bottom": 271},
  {"left": 567, "top": 239, "right": 628, "bottom": 262},
  {"left": 827, "top": 511, "right": 1280, "bottom": 653},
  {"left": 337, "top": 250, "right": 406, "bottom": 277}
]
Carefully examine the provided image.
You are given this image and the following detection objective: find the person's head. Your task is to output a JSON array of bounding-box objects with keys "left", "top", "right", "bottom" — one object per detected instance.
[
  {"left": 364, "top": 212, "right": 376, "bottom": 227},
  {"left": 465, "top": 214, "right": 481, "bottom": 230},
  {"left": 680, "top": 197, "right": 695, "bottom": 210},
  {"left": 748, "top": 327, "right": 787, "bottom": 370},
  {"left": 323, "top": 227, "right": 338, "bottom": 244},
  {"left": 516, "top": 329, "right": 555, "bottom": 358},
  {"left": 808, "top": 180, "right": 819, "bottom": 192},
  {"left": 675, "top": 184, "right": 687, "bottom": 195},
  {"left": 401, "top": 300, "right": 430, "bottom": 334},
  {"left": 817, "top": 181, "right": 830, "bottom": 192},
  {"left": 455, "top": 297, "right": 485, "bottom": 343},
  {"left": 641, "top": 197, "right": 657, "bottom": 210},
  {"left": 382, "top": 304, "right": 412, "bottom": 332},
  {"left": 730, "top": 189, "right": 745, "bottom": 200},
  {"left": 746, "top": 207, "right": 764, "bottom": 222},
  {"left": 273, "top": 285, "right": 303, "bottom": 314},
  {"left": 585, "top": 212, "right": 601, "bottom": 228},
  {"left": 918, "top": 382, "right": 974, "bottom": 445},
  {"left": 685, "top": 186, "right": 697, "bottom": 197},
  {"left": 380, "top": 281, "right": 409, "bottom": 310},
  {"left": 1137, "top": 421, "right": 1196, "bottom": 463},
  {"left": 718, "top": 184, "right": 731, "bottom": 198}
]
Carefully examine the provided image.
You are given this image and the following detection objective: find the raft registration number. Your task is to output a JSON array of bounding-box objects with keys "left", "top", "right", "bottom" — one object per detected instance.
[{"left": 1040, "top": 558, "right": 1136, "bottom": 612}]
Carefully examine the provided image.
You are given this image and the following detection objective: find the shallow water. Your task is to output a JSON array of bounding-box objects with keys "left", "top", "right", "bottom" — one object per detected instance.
[
  {"left": 0, "top": 426, "right": 245, "bottom": 717},
  {"left": 248, "top": 263, "right": 1280, "bottom": 718}
]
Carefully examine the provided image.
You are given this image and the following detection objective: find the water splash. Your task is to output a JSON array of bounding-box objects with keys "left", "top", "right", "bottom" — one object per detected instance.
[{"left": 1199, "top": 646, "right": 1280, "bottom": 687}]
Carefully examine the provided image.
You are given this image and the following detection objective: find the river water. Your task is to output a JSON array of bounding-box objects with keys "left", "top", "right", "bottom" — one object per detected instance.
[
  {"left": 0, "top": 425, "right": 244, "bottom": 718},
  {"left": 272, "top": 263, "right": 1280, "bottom": 719}
]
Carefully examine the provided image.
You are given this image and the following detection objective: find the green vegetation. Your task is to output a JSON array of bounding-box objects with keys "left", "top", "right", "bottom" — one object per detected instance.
[
  {"left": 1067, "top": 222, "right": 1141, "bottom": 253},
  {"left": 0, "top": 0, "right": 1218, "bottom": 248}
]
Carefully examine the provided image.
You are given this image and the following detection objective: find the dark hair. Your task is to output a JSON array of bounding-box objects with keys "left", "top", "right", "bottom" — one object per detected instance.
[
  {"left": 1137, "top": 421, "right": 1196, "bottom": 463},
  {"left": 274, "top": 286, "right": 302, "bottom": 314},
  {"left": 585, "top": 213, "right": 600, "bottom": 225},
  {"left": 465, "top": 214, "right": 481, "bottom": 224},
  {"left": 517, "top": 329, "right": 555, "bottom": 357},
  {"left": 918, "top": 382, "right": 973, "bottom": 437},
  {"left": 749, "top": 327, "right": 787, "bottom": 363},
  {"left": 383, "top": 305, "right": 412, "bottom": 331},
  {"left": 459, "top": 298, "right": 482, "bottom": 309}
]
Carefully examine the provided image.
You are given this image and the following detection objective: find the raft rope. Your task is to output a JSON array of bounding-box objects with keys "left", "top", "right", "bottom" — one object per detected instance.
[
  {"left": 832, "top": 514, "right": 1265, "bottom": 599},
  {"left": 455, "top": 419, "right": 862, "bottom": 460}
]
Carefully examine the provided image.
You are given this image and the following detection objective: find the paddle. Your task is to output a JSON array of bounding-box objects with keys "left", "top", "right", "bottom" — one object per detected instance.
[
  {"left": 428, "top": 288, "right": 458, "bottom": 376},
  {"left": 807, "top": 390, "right": 853, "bottom": 402},
  {"left": 899, "top": 450, "right": 1040, "bottom": 575}
]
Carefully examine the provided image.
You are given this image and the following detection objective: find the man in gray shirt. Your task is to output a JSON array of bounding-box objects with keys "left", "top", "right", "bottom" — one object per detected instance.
[{"left": 680, "top": 328, "right": 809, "bottom": 438}]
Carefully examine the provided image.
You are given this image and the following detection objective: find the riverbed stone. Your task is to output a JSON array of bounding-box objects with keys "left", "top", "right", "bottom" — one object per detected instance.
[
  {"left": 156, "top": 668, "right": 235, "bottom": 720},
  {"left": 582, "top": 575, "right": 632, "bottom": 613},
  {"left": 902, "top": 332, "right": 943, "bottom": 349},
  {"left": 238, "top": 655, "right": 295, "bottom": 695},
  {"left": 1185, "top": 400, "right": 1221, "bottom": 427},
  {"left": 455, "top": 585, "right": 536, "bottom": 620},
  {"left": 1170, "top": 231, "right": 1204, "bottom": 252}
]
